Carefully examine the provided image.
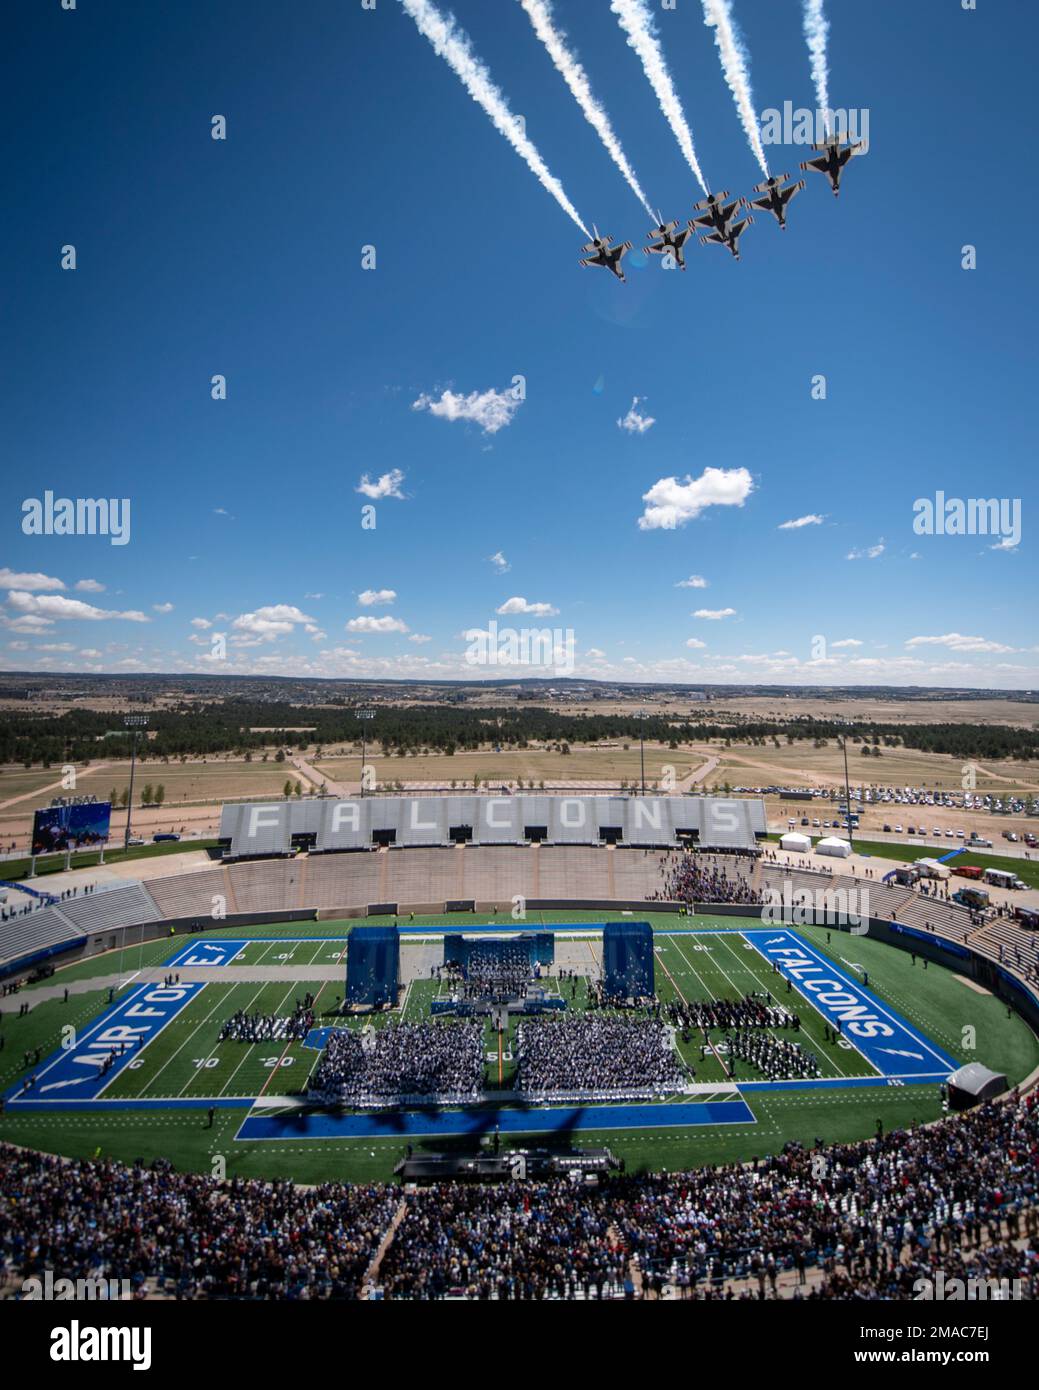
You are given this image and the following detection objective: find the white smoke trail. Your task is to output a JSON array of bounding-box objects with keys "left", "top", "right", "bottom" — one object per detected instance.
[
  {"left": 520, "top": 0, "right": 654, "bottom": 218},
  {"left": 701, "top": 0, "right": 769, "bottom": 177},
  {"left": 801, "top": 0, "right": 831, "bottom": 133},
  {"left": 610, "top": 0, "right": 710, "bottom": 195},
  {"left": 399, "top": 0, "right": 590, "bottom": 236}
]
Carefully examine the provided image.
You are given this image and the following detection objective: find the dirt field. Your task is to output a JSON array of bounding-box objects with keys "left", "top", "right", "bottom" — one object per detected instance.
[{"left": 314, "top": 743, "right": 710, "bottom": 790}]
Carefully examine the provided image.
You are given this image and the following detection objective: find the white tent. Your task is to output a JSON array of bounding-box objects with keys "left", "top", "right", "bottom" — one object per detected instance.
[
  {"left": 816, "top": 835, "right": 852, "bottom": 859},
  {"left": 914, "top": 857, "right": 951, "bottom": 880},
  {"left": 780, "top": 832, "right": 812, "bottom": 853}
]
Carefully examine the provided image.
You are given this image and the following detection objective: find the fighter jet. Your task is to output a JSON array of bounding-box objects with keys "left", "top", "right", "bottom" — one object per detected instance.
[
  {"left": 689, "top": 191, "right": 741, "bottom": 237},
  {"left": 699, "top": 213, "right": 753, "bottom": 261},
  {"left": 742, "top": 173, "right": 805, "bottom": 230},
  {"left": 799, "top": 134, "right": 864, "bottom": 198},
  {"left": 645, "top": 213, "right": 693, "bottom": 271},
  {"left": 579, "top": 226, "right": 633, "bottom": 282}
]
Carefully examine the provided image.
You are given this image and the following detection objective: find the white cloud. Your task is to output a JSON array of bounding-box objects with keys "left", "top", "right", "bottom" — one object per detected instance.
[
  {"left": 496, "top": 596, "right": 559, "bottom": 616},
  {"left": 75, "top": 578, "right": 105, "bottom": 593},
  {"left": 905, "top": 632, "right": 1014, "bottom": 654},
  {"left": 213, "top": 507, "right": 233, "bottom": 518},
  {"left": 831, "top": 638, "right": 863, "bottom": 649},
  {"left": 488, "top": 551, "right": 510, "bottom": 574},
  {"left": 586, "top": 647, "right": 606, "bottom": 659},
  {"left": 36, "top": 642, "right": 75, "bottom": 652},
  {"left": 846, "top": 540, "right": 885, "bottom": 560},
  {"left": 0, "top": 568, "right": 65, "bottom": 591},
  {"left": 685, "top": 637, "right": 707, "bottom": 649},
  {"left": 232, "top": 604, "right": 316, "bottom": 642},
  {"left": 412, "top": 385, "right": 521, "bottom": 435},
  {"left": 675, "top": 575, "right": 707, "bottom": 589},
  {"left": 5, "top": 615, "right": 53, "bottom": 634},
  {"left": 79, "top": 648, "right": 102, "bottom": 658},
  {"left": 356, "top": 469, "right": 405, "bottom": 500},
  {"left": 358, "top": 588, "right": 397, "bottom": 607},
  {"left": 7, "top": 592, "right": 149, "bottom": 622},
  {"left": 990, "top": 537, "right": 1019, "bottom": 552},
  {"left": 346, "top": 615, "right": 409, "bottom": 634},
  {"left": 693, "top": 607, "right": 736, "bottom": 620},
  {"left": 190, "top": 617, "right": 212, "bottom": 629},
  {"left": 778, "top": 513, "right": 824, "bottom": 530},
  {"left": 617, "top": 396, "right": 655, "bottom": 434},
  {"left": 152, "top": 602, "right": 174, "bottom": 614},
  {"left": 638, "top": 466, "right": 754, "bottom": 531},
  {"left": 408, "top": 633, "right": 432, "bottom": 644}
]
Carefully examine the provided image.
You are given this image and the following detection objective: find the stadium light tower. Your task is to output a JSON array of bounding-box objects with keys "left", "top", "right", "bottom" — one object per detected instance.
[
  {"left": 638, "top": 707, "right": 646, "bottom": 797},
  {"left": 841, "top": 735, "right": 854, "bottom": 852},
  {"left": 356, "top": 707, "right": 376, "bottom": 797},
  {"left": 123, "top": 713, "right": 149, "bottom": 848}
]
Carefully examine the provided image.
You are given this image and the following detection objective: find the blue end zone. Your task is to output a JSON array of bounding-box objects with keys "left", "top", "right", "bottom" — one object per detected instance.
[
  {"left": 4, "top": 980, "right": 205, "bottom": 1105},
  {"left": 235, "top": 1098, "right": 755, "bottom": 1142},
  {"left": 745, "top": 929, "right": 956, "bottom": 1079},
  {"left": 166, "top": 939, "right": 254, "bottom": 967}
]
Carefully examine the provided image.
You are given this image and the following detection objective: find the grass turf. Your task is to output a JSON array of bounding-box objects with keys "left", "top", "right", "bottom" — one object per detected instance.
[{"left": 2, "top": 911, "right": 1036, "bottom": 1184}]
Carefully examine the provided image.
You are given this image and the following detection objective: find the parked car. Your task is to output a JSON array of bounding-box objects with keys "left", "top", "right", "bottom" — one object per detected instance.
[
  {"left": 883, "top": 823, "right": 892, "bottom": 833},
  {"left": 153, "top": 833, "right": 180, "bottom": 843}
]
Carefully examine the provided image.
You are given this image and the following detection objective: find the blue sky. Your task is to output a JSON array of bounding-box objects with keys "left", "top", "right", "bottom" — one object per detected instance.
[{"left": 3, "top": 0, "right": 1035, "bottom": 688}]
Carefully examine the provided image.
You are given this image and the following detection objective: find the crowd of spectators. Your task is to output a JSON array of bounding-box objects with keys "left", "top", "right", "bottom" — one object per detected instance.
[
  {"left": 515, "top": 1013, "right": 687, "bottom": 1097},
  {"left": 307, "top": 1020, "right": 485, "bottom": 1105},
  {"left": 0, "top": 1146, "right": 398, "bottom": 1299},
  {"left": 2, "top": 1092, "right": 1037, "bottom": 1300},
  {"left": 656, "top": 852, "right": 762, "bottom": 906}
]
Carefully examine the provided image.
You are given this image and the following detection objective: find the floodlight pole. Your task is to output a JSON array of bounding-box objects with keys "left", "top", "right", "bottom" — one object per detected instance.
[
  {"left": 842, "top": 735, "right": 854, "bottom": 852},
  {"left": 638, "top": 708, "right": 646, "bottom": 797},
  {"left": 123, "top": 713, "right": 149, "bottom": 848},
  {"left": 356, "top": 708, "right": 376, "bottom": 797}
]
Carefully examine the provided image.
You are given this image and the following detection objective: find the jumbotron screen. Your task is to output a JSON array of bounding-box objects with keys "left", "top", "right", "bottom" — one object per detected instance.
[{"left": 30, "top": 801, "right": 112, "bottom": 855}]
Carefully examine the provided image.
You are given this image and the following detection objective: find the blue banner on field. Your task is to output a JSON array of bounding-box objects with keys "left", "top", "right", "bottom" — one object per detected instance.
[{"left": 746, "top": 929, "right": 955, "bottom": 1079}]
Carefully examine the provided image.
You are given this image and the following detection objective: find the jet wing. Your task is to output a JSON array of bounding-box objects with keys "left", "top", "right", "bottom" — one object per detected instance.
[
  {"left": 646, "top": 239, "right": 668, "bottom": 254},
  {"left": 800, "top": 156, "right": 830, "bottom": 173}
]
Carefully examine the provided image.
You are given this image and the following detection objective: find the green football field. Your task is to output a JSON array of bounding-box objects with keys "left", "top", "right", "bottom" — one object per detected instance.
[{"left": 1, "top": 911, "right": 1036, "bottom": 1184}]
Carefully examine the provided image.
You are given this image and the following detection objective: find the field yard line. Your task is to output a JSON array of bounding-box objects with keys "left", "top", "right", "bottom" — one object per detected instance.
[
  {"left": 141, "top": 984, "right": 247, "bottom": 1096},
  {"left": 659, "top": 936, "right": 730, "bottom": 1079},
  {"left": 253, "top": 943, "right": 350, "bottom": 1103},
  {"left": 713, "top": 932, "right": 863, "bottom": 1079},
  {"left": 217, "top": 979, "right": 302, "bottom": 1098},
  {"left": 180, "top": 979, "right": 279, "bottom": 1098}
]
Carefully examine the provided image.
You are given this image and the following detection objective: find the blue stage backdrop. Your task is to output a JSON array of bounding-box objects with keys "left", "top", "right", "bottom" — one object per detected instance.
[
  {"left": 602, "top": 921, "right": 655, "bottom": 1001},
  {"left": 442, "top": 932, "right": 554, "bottom": 975},
  {"left": 345, "top": 925, "right": 400, "bottom": 1007}
]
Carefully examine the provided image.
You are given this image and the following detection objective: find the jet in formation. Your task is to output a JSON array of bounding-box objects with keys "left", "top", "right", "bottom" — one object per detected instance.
[
  {"left": 799, "top": 134, "right": 864, "bottom": 197},
  {"left": 580, "top": 144, "right": 862, "bottom": 278},
  {"left": 579, "top": 226, "right": 633, "bottom": 281},
  {"left": 644, "top": 213, "right": 694, "bottom": 270},
  {"left": 742, "top": 173, "right": 805, "bottom": 230}
]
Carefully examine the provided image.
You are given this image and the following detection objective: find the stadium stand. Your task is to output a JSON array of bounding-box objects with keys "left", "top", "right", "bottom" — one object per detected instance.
[
  {"left": 3, "top": 1091, "right": 1037, "bottom": 1300},
  {"left": 221, "top": 794, "right": 767, "bottom": 858},
  {"left": 0, "top": 905, "right": 84, "bottom": 974}
]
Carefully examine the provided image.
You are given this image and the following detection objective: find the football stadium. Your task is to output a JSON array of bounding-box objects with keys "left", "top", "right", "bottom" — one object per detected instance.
[
  {"left": 3, "top": 791, "right": 1038, "bottom": 1314},
  {"left": 6, "top": 0, "right": 1038, "bottom": 1361}
]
